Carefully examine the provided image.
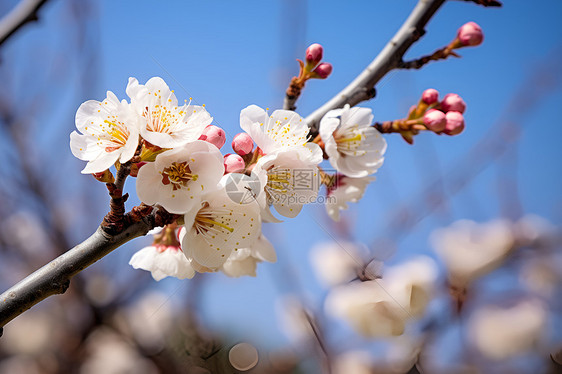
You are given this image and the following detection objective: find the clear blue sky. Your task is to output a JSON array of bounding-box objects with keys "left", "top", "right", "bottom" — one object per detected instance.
[{"left": 3, "top": 0, "right": 562, "bottom": 351}]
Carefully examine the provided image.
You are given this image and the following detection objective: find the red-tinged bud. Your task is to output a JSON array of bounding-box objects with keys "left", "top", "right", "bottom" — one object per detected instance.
[
  {"left": 444, "top": 111, "right": 465, "bottom": 135},
  {"left": 311, "top": 62, "right": 333, "bottom": 79},
  {"left": 232, "top": 132, "right": 254, "bottom": 156},
  {"left": 129, "top": 162, "right": 146, "bottom": 177},
  {"left": 92, "top": 169, "right": 114, "bottom": 183},
  {"left": 305, "top": 43, "right": 324, "bottom": 69},
  {"left": 198, "top": 125, "right": 226, "bottom": 149},
  {"left": 441, "top": 93, "right": 466, "bottom": 114},
  {"left": 457, "top": 22, "right": 484, "bottom": 47},
  {"left": 422, "top": 88, "right": 439, "bottom": 105},
  {"left": 423, "top": 109, "right": 447, "bottom": 132},
  {"left": 224, "top": 153, "right": 246, "bottom": 174}
]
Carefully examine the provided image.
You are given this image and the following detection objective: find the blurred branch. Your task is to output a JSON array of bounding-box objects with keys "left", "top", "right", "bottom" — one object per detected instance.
[
  {"left": 304, "top": 0, "right": 446, "bottom": 135},
  {"left": 0, "top": 0, "right": 50, "bottom": 47}
]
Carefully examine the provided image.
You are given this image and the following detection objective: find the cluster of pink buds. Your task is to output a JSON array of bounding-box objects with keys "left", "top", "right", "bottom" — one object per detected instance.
[
  {"left": 420, "top": 89, "right": 466, "bottom": 135},
  {"left": 286, "top": 43, "right": 333, "bottom": 102},
  {"left": 374, "top": 88, "right": 467, "bottom": 143},
  {"left": 303, "top": 43, "right": 333, "bottom": 79}
]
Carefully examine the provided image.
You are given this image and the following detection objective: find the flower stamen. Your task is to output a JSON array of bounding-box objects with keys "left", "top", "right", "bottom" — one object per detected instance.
[{"left": 161, "top": 161, "right": 198, "bottom": 190}]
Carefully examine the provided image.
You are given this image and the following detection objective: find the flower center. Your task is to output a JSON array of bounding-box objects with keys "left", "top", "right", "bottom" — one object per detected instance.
[
  {"left": 144, "top": 104, "right": 185, "bottom": 134},
  {"left": 263, "top": 114, "right": 309, "bottom": 148},
  {"left": 334, "top": 126, "right": 366, "bottom": 156},
  {"left": 161, "top": 161, "right": 198, "bottom": 190},
  {"left": 99, "top": 119, "right": 129, "bottom": 152},
  {"left": 193, "top": 203, "right": 234, "bottom": 239}
]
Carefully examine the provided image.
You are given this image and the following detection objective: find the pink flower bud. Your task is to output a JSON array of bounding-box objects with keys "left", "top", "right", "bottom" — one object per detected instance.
[
  {"left": 423, "top": 109, "right": 447, "bottom": 132},
  {"left": 312, "top": 62, "right": 332, "bottom": 79},
  {"left": 444, "top": 111, "right": 465, "bottom": 135},
  {"left": 305, "top": 43, "right": 323, "bottom": 68},
  {"left": 198, "top": 125, "right": 226, "bottom": 149},
  {"left": 422, "top": 88, "right": 439, "bottom": 105},
  {"left": 232, "top": 132, "right": 254, "bottom": 156},
  {"left": 457, "top": 22, "right": 483, "bottom": 47},
  {"left": 440, "top": 93, "right": 466, "bottom": 114},
  {"left": 223, "top": 153, "right": 245, "bottom": 173}
]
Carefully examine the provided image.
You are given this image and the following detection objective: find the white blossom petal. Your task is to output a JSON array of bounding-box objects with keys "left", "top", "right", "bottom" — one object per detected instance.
[
  {"left": 127, "top": 76, "right": 211, "bottom": 148},
  {"left": 129, "top": 246, "right": 195, "bottom": 281},
  {"left": 136, "top": 141, "right": 224, "bottom": 214},
  {"left": 320, "top": 104, "right": 386, "bottom": 178},
  {"left": 70, "top": 91, "right": 140, "bottom": 174},
  {"left": 240, "top": 105, "right": 310, "bottom": 154},
  {"left": 182, "top": 187, "right": 261, "bottom": 269}
]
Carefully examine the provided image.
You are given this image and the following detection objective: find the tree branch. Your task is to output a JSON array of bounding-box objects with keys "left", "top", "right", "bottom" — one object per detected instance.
[
  {"left": 455, "top": 0, "right": 502, "bottom": 6},
  {"left": 0, "top": 207, "right": 176, "bottom": 331},
  {"left": 304, "top": 0, "right": 446, "bottom": 135},
  {"left": 0, "top": 0, "right": 50, "bottom": 47}
]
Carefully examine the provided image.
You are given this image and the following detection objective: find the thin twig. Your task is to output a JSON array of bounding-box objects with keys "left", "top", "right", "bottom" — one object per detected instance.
[
  {"left": 284, "top": 76, "right": 302, "bottom": 111},
  {"left": 398, "top": 46, "right": 460, "bottom": 69},
  {"left": 0, "top": 0, "right": 50, "bottom": 47},
  {"left": 304, "top": 0, "right": 446, "bottom": 136},
  {"left": 304, "top": 311, "right": 332, "bottom": 374}
]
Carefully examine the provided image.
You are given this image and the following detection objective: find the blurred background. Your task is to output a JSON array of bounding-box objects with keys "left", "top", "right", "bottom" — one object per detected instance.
[{"left": 0, "top": 0, "right": 561, "bottom": 373}]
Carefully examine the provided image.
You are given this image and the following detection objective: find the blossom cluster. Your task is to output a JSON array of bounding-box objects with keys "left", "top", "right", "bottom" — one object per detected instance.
[
  {"left": 70, "top": 76, "right": 387, "bottom": 280},
  {"left": 310, "top": 215, "right": 557, "bottom": 365}
]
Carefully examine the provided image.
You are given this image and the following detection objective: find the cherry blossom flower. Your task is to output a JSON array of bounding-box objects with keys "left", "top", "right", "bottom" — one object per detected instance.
[
  {"left": 129, "top": 245, "right": 195, "bottom": 281},
  {"left": 325, "top": 174, "right": 373, "bottom": 221},
  {"left": 129, "top": 225, "right": 195, "bottom": 281},
  {"left": 181, "top": 184, "right": 262, "bottom": 270},
  {"left": 431, "top": 219, "right": 514, "bottom": 288},
  {"left": 220, "top": 234, "right": 277, "bottom": 277},
  {"left": 239, "top": 105, "right": 313, "bottom": 154},
  {"left": 127, "top": 77, "right": 212, "bottom": 148},
  {"left": 309, "top": 241, "right": 369, "bottom": 287},
  {"left": 70, "top": 91, "right": 140, "bottom": 174},
  {"left": 468, "top": 299, "right": 547, "bottom": 360},
  {"left": 136, "top": 140, "right": 224, "bottom": 214},
  {"left": 320, "top": 104, "right": 386, "bottom": 178},
  {"left": 325, "top": 256, "right": 437, "bottom": 337},
  {"left": 254, "top": 146, "right": 322, "bottom": 219}
]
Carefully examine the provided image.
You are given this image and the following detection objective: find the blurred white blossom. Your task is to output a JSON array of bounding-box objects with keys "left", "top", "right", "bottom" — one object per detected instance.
[
  {"left": 309, "top": 241, "right": 368, "bottom": 287},
  {"left": 468, "top": 299, "right": 547, "bottom": 360},
  {"left": 81, "top": 328, "right": 157, "bottom": 374},
  {"left": 325, "top": 175, "right": 373, "bottom": 222},
  {"left": 333, "top": 350, "right": 374, "bottom": 374},
  {"left": 325, "top": 256, "right": 437, "bottom": 337},
  {"left": 431, "top": 219, "right": 514, "bottom": 287},
  {"left": 276, "top": 296, "right": 315, "bottom": 344}
]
